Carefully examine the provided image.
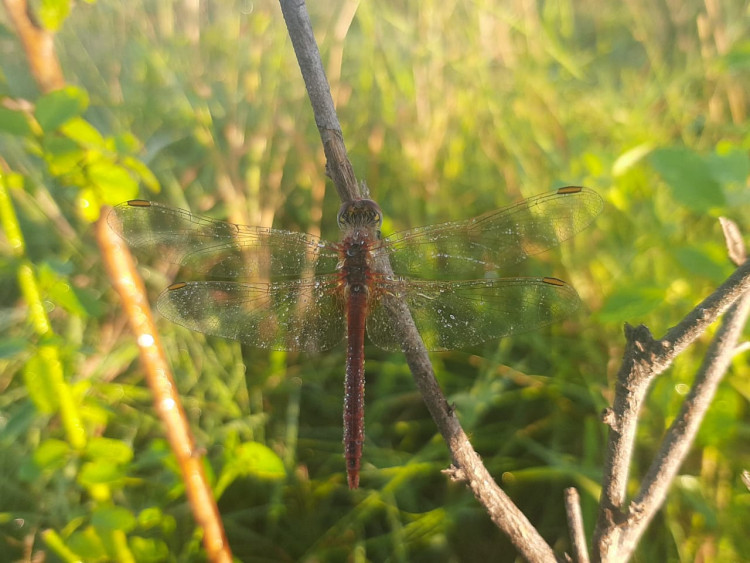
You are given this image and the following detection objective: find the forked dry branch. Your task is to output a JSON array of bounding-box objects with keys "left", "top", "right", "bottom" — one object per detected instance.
[{"left": 592, "top": 222, "right": 750, "bottom": 562}]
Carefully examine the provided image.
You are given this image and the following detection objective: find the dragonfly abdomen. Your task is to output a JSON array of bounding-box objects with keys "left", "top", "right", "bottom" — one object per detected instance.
[{"left": 343, "top": 288, "right": 368, "bottom": 489}]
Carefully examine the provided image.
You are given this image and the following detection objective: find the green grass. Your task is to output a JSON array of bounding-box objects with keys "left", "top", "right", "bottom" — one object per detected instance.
[{"left": 1, "top": 0, "right": 749, "bottom": 560}]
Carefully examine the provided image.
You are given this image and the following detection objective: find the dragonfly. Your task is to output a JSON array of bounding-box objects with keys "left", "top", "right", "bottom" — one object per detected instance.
[{"left": 109, "top": 186, "right": 603, "bottom": 489}]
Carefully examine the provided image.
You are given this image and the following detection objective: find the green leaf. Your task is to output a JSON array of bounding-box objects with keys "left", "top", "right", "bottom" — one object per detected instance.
[
  {"left": 43, "top": 135, "right": 85, "bottom": 176},
  {"left": 235, "top": 441, "right": 286, "bottom": 480},
  {"left": 649, "top": 147, "right": 725, "bottom": 211},
  {"left": 706, "top": 147, "right": 750, "bottom": 187},
  {"left": 71, "top": 285, "right": 106, "bottom": 317},
  {"left": 76, "top": 187, "right": 102, "bottom": 222},
  {"left": 23, "top": 352, "right": 59, "bottom": 413},
  {"left": 60, "top": 117, "right": 105, "bottom": 148},
  {"left": 78, "top": 460, "right": 126, "bottom": 486},
  {"left": 612, "top": 143, "right": 653, "bottom": 177},
  {"left": 35, "top": 87, "right": 89, "bottom": 133},
  {"left": 697, "top": 386, "right": 741, "bottom": 447},
  {"left": 39, "top": 263, "right": 90, "bottom": 317},
  {"left": 0, "top": 106, "right": 32, "bottom": 136},
  {"left": 33, "top": 439, "right": 71, "bottom": 472},
  {"left": 113, "top": 132, "right": 140, "bottom": 153},
  {"left": 87, "top": 160, "right": 139, "bottom": 196},
  {"left": 674, "top": 246, "right": 730, "bottom": 284},
  {"left": 38, "top": 0, "right": 72, "bottom": 31},
  {"left": 130, "top": 536, "right": 170, "bottom": 562},
  {"left": 91, "top": 506, "right": 136, "bottom": 533},
  {"left": 86, "top": 437, "right": 134, "bottom": 465},
  {"left": 137, "top": 508, "right": 176, "bottom": 535},
  {"left": 66, "top": 527, "right": 107, "bottom": 560},
  {"left": 597, "top": 286, "right": 667, "bottom": 323},
  {"left": 137, "top": 507, "right": 165, "bottom": 530},
  {"left": 43, "top": 528, "right": 89, "bottom": 562},
  {"left": 215, "top": 441, "right": 286, "bottom": 497},
  {"left": 122, "top": 156, "right": 160, "bottom": 195},
  {"left": 0, "top": 403, "right": 37, "bottom": 445}
]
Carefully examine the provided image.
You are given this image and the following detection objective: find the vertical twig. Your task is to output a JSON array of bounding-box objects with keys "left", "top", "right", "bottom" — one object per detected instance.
[
  {"left": 2, "top": 0, "right": 64, "bottom": 91},
  {"left": 564, "top": 488, "right": 590, "bottom": 563},
  {"left": 97, "top": 214, "right": 233, "bottom": 563},
  {"left": 278, "top": 0, "right": 360, "bottom": 202}
]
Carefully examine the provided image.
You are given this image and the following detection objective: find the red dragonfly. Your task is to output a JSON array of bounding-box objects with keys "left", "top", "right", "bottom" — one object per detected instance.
[{"left": 110, "top": 186, "right": 602, "bottom": 488}]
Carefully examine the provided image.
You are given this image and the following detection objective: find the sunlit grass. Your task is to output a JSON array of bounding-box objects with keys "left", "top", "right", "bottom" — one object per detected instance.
[{"left": 1, "top": 0, "right": 748, "bottom": 560}]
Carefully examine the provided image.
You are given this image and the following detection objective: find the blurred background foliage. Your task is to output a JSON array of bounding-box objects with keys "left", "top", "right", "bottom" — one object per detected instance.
[{"left": 1, "top": 0, "right": 749, "bottom": 560}]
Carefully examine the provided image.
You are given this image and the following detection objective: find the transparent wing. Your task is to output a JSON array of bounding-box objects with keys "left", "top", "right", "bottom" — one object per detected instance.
[
  {"left": 366, "top": 277, "right": 581, "bottom": 352},
  {"left": 108, "top": 200, "right": 340, "bottom": 279},
  {"left": 379, "top": 187, "right": 603, "bottom": 279},
  {"left": 156, "top": 277, "right": 346, "bottom": 352}
]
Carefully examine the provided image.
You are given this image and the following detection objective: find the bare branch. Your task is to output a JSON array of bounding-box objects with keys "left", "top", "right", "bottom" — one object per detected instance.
[
  {"left": 662, "top": 260, "right": 750, "bottom": 359},
  {"left": 97, "top": 212, "right": 232, "bottom": 563},
  {"left": 278, "top": 0, "right": 359, "bottom": 202},
  {"left": 593, "top": 252, "right": 750, "bottom": 561},
  {"left": 565, "top": 488, "right": 590, "bottom": 563},
  {"left": 734, "top": 341, "right": 750, "bottom": 356},
  {"left": 719, "top": 217, "right": 746, "bottom": 267},
  {"left": 617, "top": 290, "right": 750, "bottom": 558},
  {"left": 2, "top": 0, "right": 64, "bottom": 92},
  {"left": 383, "top": 294, "right": 558, "bottom": 561}
]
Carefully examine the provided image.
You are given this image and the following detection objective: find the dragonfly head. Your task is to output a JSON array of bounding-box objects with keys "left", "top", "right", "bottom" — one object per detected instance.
[{"left": 337, "top": 199, "right": 383, "bottom": 233}]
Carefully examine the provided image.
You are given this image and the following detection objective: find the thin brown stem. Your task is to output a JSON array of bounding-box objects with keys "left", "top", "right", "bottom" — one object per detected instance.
[
  {"left": 278, "top": 0, "right": 359, "bottom": 202},
  {"left": 97, "top": 213, "right": 232, "bottom": 563},
  {"left": 2, "top": 0, "right": 64, "bottom": 92},
  {"left": 385, "top": 294, "right": 557, "bottom": 561}
]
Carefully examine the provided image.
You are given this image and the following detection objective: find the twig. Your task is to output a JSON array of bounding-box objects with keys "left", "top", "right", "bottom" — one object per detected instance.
[
  {"left": 97, "top": 214, "right": 233, "bottom": 563},
  {"left": 593, "top": 224, "right": 750, "bottom": 561},
  {"left": 277, "top": 1, "right": 557, "bottom": 560},
  {"left": 278, "top": 0, "right": 359, "bottom": 202},
  {"left": 2, "top": 0, "right": 64, "bottom": 91},
  {"left": 564, "top": 488, "right": 590, "bottom": 563},
  {"left": 384, "top": 293, "right": 557, "bottom": 561},
  {"left": 719, "top": 217, "right": 746, "bottom": 266},
  {"left": 619, "top": 291, "right": 750, "bottom": 558}
]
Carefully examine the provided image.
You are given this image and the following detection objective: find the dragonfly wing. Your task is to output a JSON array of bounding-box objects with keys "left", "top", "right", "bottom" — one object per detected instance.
[
  {"left": 366, "top": 277, "right": 581, "bottom": 352},
  {"left": 380, "top": 187, "right": 603, "bottom": 279},
  {"left": 156, "top": 277, "right": 346, "bottom": 352},
  {"left": 109, "top": 200, "right": 340, "bottom": 278}
]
